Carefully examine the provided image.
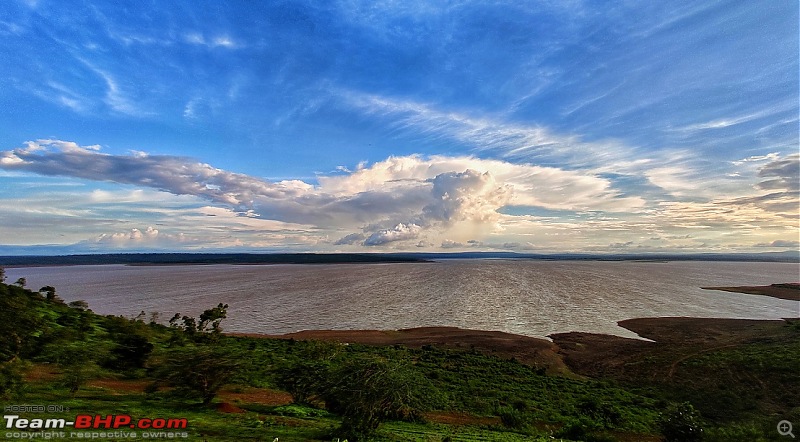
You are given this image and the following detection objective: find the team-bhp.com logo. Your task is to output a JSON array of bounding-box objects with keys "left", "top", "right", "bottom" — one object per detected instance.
[{"left": 5, "top": 414, "right": 188, "bottom": 430}]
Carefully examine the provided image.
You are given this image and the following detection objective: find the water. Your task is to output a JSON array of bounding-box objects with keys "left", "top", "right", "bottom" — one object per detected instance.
[{"left": 6, "top": 260, "right": 799, "bottom": 339}]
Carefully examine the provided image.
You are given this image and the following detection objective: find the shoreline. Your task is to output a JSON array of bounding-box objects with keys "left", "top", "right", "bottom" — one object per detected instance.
[
  {"left": 227, "top": 316, "right": 799, "bottom": 376},
  {"left": 702, "top": 283, "right": 800, "bottom": 301},
  {"left": 229, "top": 326, "right": 570, "bottom": 374}
]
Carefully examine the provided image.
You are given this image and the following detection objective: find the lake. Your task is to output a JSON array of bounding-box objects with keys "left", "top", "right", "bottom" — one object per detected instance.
[{"left": 6, "top": 260, "right": 799, "bottom": 339}]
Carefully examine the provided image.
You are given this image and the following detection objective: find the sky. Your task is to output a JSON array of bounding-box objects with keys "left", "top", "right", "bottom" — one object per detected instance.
[{"left": 0, "top": 0, "right": 797, "bottom": 254}]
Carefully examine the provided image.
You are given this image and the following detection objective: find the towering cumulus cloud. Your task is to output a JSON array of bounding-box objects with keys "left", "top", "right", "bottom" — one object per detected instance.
[
  {"left": 1, "top": 139, "right": 645, "bottom": 248},
  {"left": 2, "top": 140, "right": 797, "bottom": 251}
]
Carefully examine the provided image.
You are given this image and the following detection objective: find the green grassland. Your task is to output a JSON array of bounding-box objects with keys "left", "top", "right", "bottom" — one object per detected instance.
[{"left": 1, "top": 271, "right": 797, "bottom": 441}]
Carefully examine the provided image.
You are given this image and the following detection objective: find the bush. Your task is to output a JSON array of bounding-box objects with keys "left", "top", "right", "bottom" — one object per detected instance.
[
  {"left": 0, "top": 358, "right": 27, "bottom": 399},
  {"left": 660, "top": 402, "right": 704, "bottom": 442},
  {"left": 149, "top": 345, "right": 238, "bottom": 405},
  {"left": 498, "top": 406, "right": 528, "bottom": 429},
  {"left": 323, "top": 355, "right": 438, "bottom": 441}
]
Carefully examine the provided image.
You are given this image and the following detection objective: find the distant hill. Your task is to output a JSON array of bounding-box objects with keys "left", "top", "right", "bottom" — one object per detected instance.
[
  {"left": 0, "top": 250, "right": 796, "bottom": 266},
  {"left": 0, "top": 253, "right": 429, "bottom": 266}
]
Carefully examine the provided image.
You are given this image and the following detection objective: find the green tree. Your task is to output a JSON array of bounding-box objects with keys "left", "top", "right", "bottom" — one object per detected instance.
[
  {"left": 0, "top": 282, "right": 44, "bottom": 361},
  {"left": 150, "top": 346, "right": 238, "bottom": 406},
  {"left": 39, "top": 286, "right": 59, "bottom": 302},
  {"left": 660, "top": 402, "right": 704, "bottom": 442},
  {"left": 323, "top": 355, "right": 436, "bottom": 441},
  {"left": 52, "top": 342, "right": 104, "bottom": 395},
  {"left": 0, "top": 358, "right": 28, "bottom": 399},
  {"left": 68, "top": 300, "right": 89, "bottom": 310},
  {"left": 276, "top": 340, "right": 342, "bottom": 405},
  {"left": 167, "top": 304, "right": 229, "bottom": 341}
]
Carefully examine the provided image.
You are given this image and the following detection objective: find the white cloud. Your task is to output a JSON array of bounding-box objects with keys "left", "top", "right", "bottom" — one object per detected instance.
[
  {"left": 184, "top": 33, "right": 238, "bottom": 49},
  {"left": 2, "top": 139, "right": 796, "bottom": 252},
  {"left": 338, "top": 90, "right": 640, "bottom": 170},
  {"left": 731, "top": 152, "right": 780, "bottom": 165},
  {"left": 364, "top": 223, "right": 421, "bottom": 246}
]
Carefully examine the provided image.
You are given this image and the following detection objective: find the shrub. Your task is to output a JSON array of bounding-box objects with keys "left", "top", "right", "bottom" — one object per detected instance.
[
  {"left": 660, "top": 402, "right": 704, "bottom": 442},
  {"left": 149, "top": 345, "right": 238, "bottom": 405}
]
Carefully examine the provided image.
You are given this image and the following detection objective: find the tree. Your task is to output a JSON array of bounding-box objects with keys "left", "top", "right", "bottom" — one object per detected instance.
[
  {"left": 167, "top": 304, "right": 229, "bottom": 342},
  {"left": 68, "top": 300, "right": 89, "bottom": 311},
  {"left": 0, "top": 266, "right": 5, "bottom": 282},
  {"left": 275, "top": 340, "right": 342, "bottom": 405},
  {"left": 52, "top": 342, "right": 103, "bottom": 395},
  {"left": 0, "top": 282, "right": 44, "bottom": 362},
  {"left": 39, "top": 286, "right": 63, "bottom": 303},
  {"left": 150, "top": 346, "right": 238, "bottom": 406},
  {"left": 107, "top": 333, "right": 154, "bottom": 371},
  {"left": 0, "top": 358, "right": 27, "bottom": 399},
  {"left": 14, "top": 278, "right": 26, "bottom": 288},
  {"left": 323, "top": 356, "right": 436, "bottom": 441},
  {"left": 660, "top": 402, "right": 704, "bottom": 442},
  {"left": 198, "top": 303, "right": 228, "bottom": 334}
]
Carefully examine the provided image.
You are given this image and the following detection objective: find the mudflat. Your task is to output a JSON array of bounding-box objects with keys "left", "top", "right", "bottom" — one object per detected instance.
[
  {"left": 702, "top": 282, "right": 800, "bottom": 301},
  {"left": 232, "top": 316, "right": 799, "bottom": 380},
  {"left": 232, "top": 326, "right": 569, "bottom": 374}
]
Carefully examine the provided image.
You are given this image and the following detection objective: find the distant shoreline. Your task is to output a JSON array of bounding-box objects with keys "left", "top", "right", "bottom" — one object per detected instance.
[
  {"left": 702, "top": 283, "right": 800, "bottom": 301},
  {"left": 0, "top": 251, "right": 797, "bottom": 266}
]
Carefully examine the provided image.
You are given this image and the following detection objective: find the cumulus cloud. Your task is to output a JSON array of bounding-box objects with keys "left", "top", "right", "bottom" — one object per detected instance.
[
  {"left": 440, "top": 239, "right": 464, "bottom": 249},
  {"left": 5, "top": 139, "right": 793, "bottom": 252},
  {"left": 2, "top": 139, "right": 650, "bottom": 249},
  {"left": 96, "top": 226, "right": 161, "bottom": 244},
  {"left": 363, "top": 223, "right": 421, "bottom": 246}
]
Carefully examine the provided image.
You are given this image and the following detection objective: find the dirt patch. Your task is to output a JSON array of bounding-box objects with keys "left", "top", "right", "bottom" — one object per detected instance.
[
  {"left": 702, "top": 283, "right": 800, "bottom": 301},
  {"left": 424, "top": 411, "right": 500, "bottom": 426},
  {"left": 24, "top": 364, "right": 61, "bottom": 382},
  {"left": 216, "top": 402, "right": 245, "bottom": 413},
  {"left": 231, "top": 326, "right": 569, "bottom": 375},
  {"left": 219, "top": 387, "right": 293, "bottom": 406},
  {"left": 87, "top": 379, "right": 150, "bottom": 393}
]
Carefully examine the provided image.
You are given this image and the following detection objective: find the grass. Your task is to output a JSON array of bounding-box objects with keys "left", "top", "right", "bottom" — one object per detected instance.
[{"left": 2, "top": 277, "right": 796, "bottom": 441}]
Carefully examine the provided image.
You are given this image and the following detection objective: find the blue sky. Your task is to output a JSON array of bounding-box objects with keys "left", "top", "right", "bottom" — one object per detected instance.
[{"left": 0, "top": 0, "right": 797, "bottom": 253}]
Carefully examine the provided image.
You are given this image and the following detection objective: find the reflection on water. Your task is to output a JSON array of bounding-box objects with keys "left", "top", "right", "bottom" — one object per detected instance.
[{"left": 7, "top": 260, "right": 799, "bottom": 339}]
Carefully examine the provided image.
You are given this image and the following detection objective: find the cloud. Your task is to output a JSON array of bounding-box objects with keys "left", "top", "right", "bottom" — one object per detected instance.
[
  {"left": 333, "top": 232, "right": 365, "bottom": 245},
  {"left": 3, "top": 139, "right": 795, "bottom": 252},
  {"left": 184, "top": 33, "right": 238, "bottom": 49},
  {"left": 77, "top": 60, "right": 151, "bottom": 117},
  {"left": 96, "top": 226, "right": 160, "bottom": 244},
  {"left": 754, "top": 240, "right": 800, "bottom": 248},
  {"left": 338, "top": 91, "right": 639, "bottom": 170},
  {"left": 364, "top": 223, "right": 421, "bottom": 246},
  {"left": 440, "top": 239, "right": 464, "bottom": 249},
  {"left": 2, "top": 140, "right": 648, "bottom": 248},
  {"left": 757, "top": 153, "right": 799, "bottom": 192},
  {"left": 731, "top": 152, "right": 780, "bottom": 166}
]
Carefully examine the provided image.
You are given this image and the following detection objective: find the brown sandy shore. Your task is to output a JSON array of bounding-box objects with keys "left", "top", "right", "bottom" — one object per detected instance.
[
  {"left": 701, "top": 283, "right": 800, "bottom": 301},
  {"left": 230, "top": 326, "right": 570, "bottom": 374},
  {"left": 228, "top": 316, "right": 799, "bottom": 378}
]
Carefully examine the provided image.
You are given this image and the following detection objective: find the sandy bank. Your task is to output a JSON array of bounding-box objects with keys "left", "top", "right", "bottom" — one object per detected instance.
[
  {"left": 229, "top": 326, "right": 569, "bottom": 374},
  {"left": 702, "top": 283, "right": 800, "bottom": 301}
]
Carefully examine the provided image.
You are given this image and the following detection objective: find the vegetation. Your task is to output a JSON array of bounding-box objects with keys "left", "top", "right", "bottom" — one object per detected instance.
[{"left": 0, "top": 267, "right": 795, "bottom": 441}]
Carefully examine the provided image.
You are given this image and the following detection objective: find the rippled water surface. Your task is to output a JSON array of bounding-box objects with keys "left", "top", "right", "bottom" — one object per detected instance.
[{"left": 7, "top": 261, "right": 799, "bottom": 338}]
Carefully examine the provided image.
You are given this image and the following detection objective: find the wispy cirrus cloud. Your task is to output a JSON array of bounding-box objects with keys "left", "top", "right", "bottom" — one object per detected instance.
[{"left": 338, "top": 90, "right": 639, "bottom": 170}]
